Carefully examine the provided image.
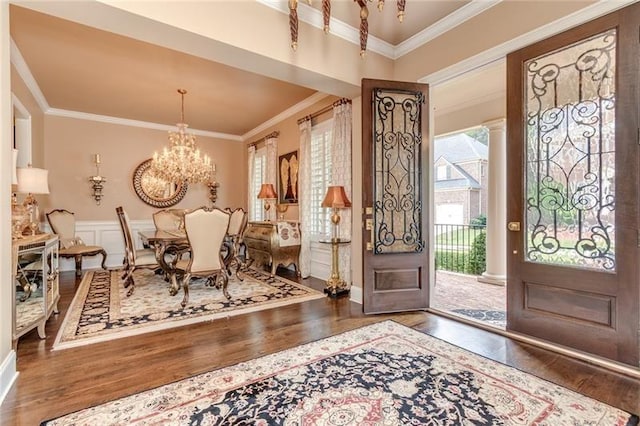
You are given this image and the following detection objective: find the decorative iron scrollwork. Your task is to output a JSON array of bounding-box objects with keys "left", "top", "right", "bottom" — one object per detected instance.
[
  {"left": 372, "top": 88, "right": 425, "bottom": 254},
  {"left": 525, "top": 29, "right": 616, "bottom": 271}
]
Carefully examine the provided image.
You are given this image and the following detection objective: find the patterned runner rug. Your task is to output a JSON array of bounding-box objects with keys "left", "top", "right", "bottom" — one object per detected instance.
[
  {"left": 45, "top": 320, "right": 638, "bottom": 425},
  {"left": 53, "top": 268, "right": 324, "bottom": 350}
]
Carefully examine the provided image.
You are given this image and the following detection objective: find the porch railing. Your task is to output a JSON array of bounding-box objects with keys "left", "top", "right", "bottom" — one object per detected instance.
[{"left": 434, "top": 223, "right": 486, "bottom": 275}]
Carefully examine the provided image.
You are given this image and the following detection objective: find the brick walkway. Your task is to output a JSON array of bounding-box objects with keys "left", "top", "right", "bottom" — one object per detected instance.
[{"left": 432, "top": 271, "right": 506, "bottom": 328}]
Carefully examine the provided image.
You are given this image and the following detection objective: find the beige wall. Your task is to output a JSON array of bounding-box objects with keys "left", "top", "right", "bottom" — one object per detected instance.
[
  {"left": 434, "top": 97, "right": 505, "bottom": 137},
  {"left": 244, "top": 95, "right": 340, "bottom": 222},
  {"left": 394, "top": 1, "right": 594, "bottom": 82},
  {"left": 43, "top": 116, "right": 245, "bottom": 221}
]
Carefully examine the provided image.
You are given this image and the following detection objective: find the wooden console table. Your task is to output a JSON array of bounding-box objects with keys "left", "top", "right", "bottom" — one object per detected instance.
[{"left": 244, "top": 221, "right": 301, "bottom": 276}]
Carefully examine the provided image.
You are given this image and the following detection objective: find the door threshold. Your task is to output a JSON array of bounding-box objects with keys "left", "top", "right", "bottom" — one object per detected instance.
[{"left": 428, "top": 308, "right": 640, "bottom": 379}]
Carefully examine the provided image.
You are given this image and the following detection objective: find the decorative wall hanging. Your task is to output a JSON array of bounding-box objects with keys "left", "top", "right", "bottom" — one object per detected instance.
[
  {"left": 133, "top": 159, "right": 188, "bottom": 208},
  {"left": 278, "top": 150, "right": 299, "bottom": 205}
]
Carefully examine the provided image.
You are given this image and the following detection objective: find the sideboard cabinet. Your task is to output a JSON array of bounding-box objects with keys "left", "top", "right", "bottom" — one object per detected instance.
[
  {"left": 244, "top": 221, "right": 301, "bottom": 276},
  {"left": 11, "top": 234, "right": 60, "bottom": 348}
]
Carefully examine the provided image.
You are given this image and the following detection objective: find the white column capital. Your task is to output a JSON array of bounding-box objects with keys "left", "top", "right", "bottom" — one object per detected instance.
[{"left": 482, "top": 118, "right": 506, "bottom": 131}]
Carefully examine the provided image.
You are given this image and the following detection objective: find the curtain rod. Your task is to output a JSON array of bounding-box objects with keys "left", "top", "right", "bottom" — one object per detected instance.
[
  {"left": 248, "top": 130, "right": 280, "bottom": 147},
  {"left": 297, "top": 98, "right": 351, "bottom": 125}
]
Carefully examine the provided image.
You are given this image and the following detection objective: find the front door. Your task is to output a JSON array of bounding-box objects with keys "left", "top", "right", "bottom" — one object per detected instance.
[
  {"left": 506, "top": 4, "right": 640, "bottom": 365},
  {"left": 362, "top": 79, "right": 430, "bottom": 314}
]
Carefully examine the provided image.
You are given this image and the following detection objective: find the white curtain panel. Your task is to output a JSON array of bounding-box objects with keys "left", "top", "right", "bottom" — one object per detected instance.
[
  {"left": 247, "top": 145, "right": 256, "bottom": 221},
  {"left": 265, "top": 136, "right": 278, "bottom": 189},
  {"left": 298, "top": 119, "right": 312, "bottom": 278},
  {"left": 331, "top": 101, "right": 353, "bottom": 285}
]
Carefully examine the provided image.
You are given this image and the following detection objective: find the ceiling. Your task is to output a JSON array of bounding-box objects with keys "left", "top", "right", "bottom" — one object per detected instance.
[{"left": 9, "top": 1, "right": 476, "bottom": 139}]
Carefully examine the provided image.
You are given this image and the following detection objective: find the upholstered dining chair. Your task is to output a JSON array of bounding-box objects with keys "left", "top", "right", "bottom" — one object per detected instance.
[
  {"left": 153, "top": 209, "right": 188, "bottom": 231},
  {"left": 225, "top": 207, "right": 251, "bottom": 280},
  {"left": 175, "top": 207, "right": 230, "bottom": 307},
  {"left": 116, "top": 206, "right": 159, "bottom": 296},
  {"left": 46, "top": 209, "right": 107, "bottom": 277}
]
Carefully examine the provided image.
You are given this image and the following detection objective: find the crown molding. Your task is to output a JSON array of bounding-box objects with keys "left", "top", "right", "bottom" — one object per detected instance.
[
  {"left": 257, "top": 0, "right": 395, "bottom": 58},
  {"left": 394, "top": 0, "right": 502, "bottom": 59},
  {"left": 11, "top": 93, "right": 30, "bottom": 119},
  {"left": 421, "top": 0, "right": 637, "bottom": 86},
  {"left": 10, "top": 38, "right": 49, "bottom": 112},
  {"left": 257, "top": 0, "right": 499, "bottom": 59},
  {"left": 47, "top": 108, "right": 243, "bottom": 141},
  {"left": 242, "top": 91, "right": 330, "bottom": 141}
]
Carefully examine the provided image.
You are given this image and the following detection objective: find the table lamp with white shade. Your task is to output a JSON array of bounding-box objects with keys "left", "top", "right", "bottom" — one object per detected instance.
[{"left": 17, "top": 166, "right": 50, "bottom": 235}]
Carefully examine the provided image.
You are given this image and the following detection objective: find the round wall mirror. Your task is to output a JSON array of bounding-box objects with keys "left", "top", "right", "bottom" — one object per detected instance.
[{"left": 132, "top": 159, "right": 188, "bottom": 208}]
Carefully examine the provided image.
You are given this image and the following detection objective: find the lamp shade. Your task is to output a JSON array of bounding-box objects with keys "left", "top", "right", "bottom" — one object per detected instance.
[
  {"left": 12, "top": 149, "right": 18, "bottom": 185},
  {"left": 257, "top": 183, "right": 277, "bottom": 199},
  {"left": 321, "top": 185, "right": 352, "bottom": 208},
  {"left": 17, "top": 167, "right": 50, "bottom": 194}
]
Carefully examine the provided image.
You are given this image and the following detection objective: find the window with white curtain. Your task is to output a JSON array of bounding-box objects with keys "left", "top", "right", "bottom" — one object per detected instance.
[
  {"left": 309, "top": 120, "right": 333, "bottom": 239},
  {"left": 250, "top": 146, "right": 267, "bottom": 221}
]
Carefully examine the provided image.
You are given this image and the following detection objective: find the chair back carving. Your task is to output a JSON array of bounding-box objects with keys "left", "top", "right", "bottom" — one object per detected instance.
[
  {"left": 46, "top": 209, "right": 77, "bottom": 244},
  {"left": 116, "top": 206, "right": 137, "bottom": 263},
  {"left": 184, "top": 207, "right": 230, "bottom": 273},
  {"left": 153, "top": 209, "right": 183, "bottom": 231},
  {"left": 227, "top": 208, "right": 248, "bottom": 238}
]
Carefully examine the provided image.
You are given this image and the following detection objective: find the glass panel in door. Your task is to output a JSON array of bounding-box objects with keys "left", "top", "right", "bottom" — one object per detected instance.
[{"left": 525, "top": 30, "right": 616, "bottom": 271}]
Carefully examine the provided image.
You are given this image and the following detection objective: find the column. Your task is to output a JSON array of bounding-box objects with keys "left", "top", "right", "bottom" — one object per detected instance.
[{"left": 478, "top": 118, "right": 506, "bottom": 285}]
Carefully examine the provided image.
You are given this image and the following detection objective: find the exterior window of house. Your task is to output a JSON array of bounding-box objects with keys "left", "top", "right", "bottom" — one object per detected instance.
[
  {"left": 250, "top": 146, "right": 267, "bottom": 221},
  {"left": 309, "top": 120, "right": 333, "bottom": 239},
  {"left": 436, "top": 164, "right": 448, "bottom": 181}
]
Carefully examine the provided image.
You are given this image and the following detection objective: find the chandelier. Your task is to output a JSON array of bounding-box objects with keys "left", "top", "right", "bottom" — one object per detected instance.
[
  {"left": 288, "top": 0, "right": 406, "bottom": 57},
  {"left": 151, "top": 89, "right": 212, "bottom": 185}
]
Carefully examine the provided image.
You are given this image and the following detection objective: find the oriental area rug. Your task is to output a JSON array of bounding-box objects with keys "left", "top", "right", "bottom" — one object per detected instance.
[
  {"left": 53, "top": 268, "right": 324, "bottom": 350},
  {"left": 44, "top": 320, "right": 638, "bottom": 425}
]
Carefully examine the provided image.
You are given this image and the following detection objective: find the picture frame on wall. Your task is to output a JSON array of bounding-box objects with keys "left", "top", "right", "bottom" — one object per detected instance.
[{"left": 278, "top": 150, "right": 299, "bottom": 205}]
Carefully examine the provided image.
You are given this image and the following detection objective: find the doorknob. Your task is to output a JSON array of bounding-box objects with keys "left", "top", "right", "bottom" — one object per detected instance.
[{"left": 508, "top": 222, "right": 521, "bottom": 231}]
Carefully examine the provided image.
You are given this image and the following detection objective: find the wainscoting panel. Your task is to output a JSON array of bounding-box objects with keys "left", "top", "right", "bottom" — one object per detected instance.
[
  {"left": 310, "top": 242, "right": 331, "bottom": 281},
  {"left": 43, "top": 220, "right": 154, "bottom": 272}
]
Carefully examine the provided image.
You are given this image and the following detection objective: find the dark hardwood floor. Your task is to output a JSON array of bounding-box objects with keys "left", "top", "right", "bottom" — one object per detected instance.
[{"left": 2, "top": 269, "right": 639, "bottom": 425}]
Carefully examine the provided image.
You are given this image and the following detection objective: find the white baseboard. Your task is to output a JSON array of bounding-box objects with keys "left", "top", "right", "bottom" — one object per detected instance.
[
  {"left": 0, "top": 350, "right": 18, "bottom": 407},
  {"left": 350, "top": 285, "right": 363, "bottom": 305}
]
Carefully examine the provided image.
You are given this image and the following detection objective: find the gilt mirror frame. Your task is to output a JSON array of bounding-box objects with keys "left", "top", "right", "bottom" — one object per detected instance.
[{"left": 132, "top": 159, "right": 188, "bottom": 208}]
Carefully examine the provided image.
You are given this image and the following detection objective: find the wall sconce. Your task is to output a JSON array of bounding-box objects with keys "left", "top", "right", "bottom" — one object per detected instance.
[
  {"left": 207, "top": 181, "right": 219, "bottom": 204},
  {"left": 89, "top": 153, "right": 106, "bottom": 205},
  {"left": 207, "top": 163, "right": 219, "bottom": 204}
]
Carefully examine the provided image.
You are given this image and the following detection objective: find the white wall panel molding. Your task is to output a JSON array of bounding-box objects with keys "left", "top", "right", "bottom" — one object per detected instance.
[
  {"left": 43, "top": 219, "right": 155, "bottom": 272},
  {"left": 0, "top": 350, "right": 17, "bottom": 407}
]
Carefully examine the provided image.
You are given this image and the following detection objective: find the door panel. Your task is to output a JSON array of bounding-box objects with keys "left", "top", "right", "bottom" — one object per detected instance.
[
  {"left": 362, "top": 79, "right": 430, "bottom": 314},
  {"left": 507, "top": 4, "right": 639, "bottom": 365}
]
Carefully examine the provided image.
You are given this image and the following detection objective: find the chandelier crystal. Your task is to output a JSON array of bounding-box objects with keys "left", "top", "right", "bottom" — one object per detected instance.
[
  {"left": 288, "top": 0, "right": 406, "bottom": 57},
  {"left": 151, "top": 89, "right": 212, "bottom": 185}
]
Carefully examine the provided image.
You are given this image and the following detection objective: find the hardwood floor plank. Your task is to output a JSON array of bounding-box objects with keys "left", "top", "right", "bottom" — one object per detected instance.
[{"left": 1, "top": 269, "right": 639, "bottom": 425}]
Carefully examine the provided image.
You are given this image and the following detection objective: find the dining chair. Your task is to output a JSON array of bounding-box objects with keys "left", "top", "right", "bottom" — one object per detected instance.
[
  {"left": 175, "top": 207, "right": 230, "bottom": 307},
  {"left": 225, "top": 207, "right": 251, "bottom": 280},
  {"left": 116, "top": 206, "right": 159, "bottom": 296},
  {"left": 46, "top": 209, "right": 107, "bottom": 277},
  {"left": 153, "top": 209, "right": 187, "bottom": 231}
]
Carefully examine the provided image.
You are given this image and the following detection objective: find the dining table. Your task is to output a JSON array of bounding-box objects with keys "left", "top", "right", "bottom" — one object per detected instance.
[{"left": 138, "top": 229, "right": 234, "bottom": 298}]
